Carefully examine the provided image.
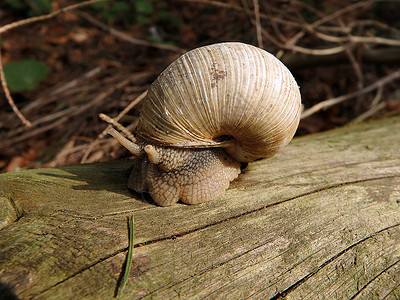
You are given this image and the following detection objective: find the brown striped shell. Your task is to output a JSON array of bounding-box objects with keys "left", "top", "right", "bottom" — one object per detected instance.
[
  {"left": 137, "top": 42, "right": 301, "bottom": 162},
  {"left": 104, "top": 42, "right": 302, "bottom": 206}
]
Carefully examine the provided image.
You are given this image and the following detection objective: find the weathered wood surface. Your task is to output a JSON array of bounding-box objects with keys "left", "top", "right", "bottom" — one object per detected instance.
[{"left": 0, "top": 116, "right": 399, "bottom": 299}]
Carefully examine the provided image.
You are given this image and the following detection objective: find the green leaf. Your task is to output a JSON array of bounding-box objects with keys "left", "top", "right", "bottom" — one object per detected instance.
[
  {"left": 89, "top": 2, "right": 107, "bottom": 10},
  {"left": 135, "top": 15, "right": 149, "bottom": 24},
  {"left": 29, "top": 0, "right": 53, "bottom": 15},
  {"left": 134, "top": 0, "right": 154, "bottom": 15},
  {"left": 3, "top": 59, "right": 48, "bottom": 92},
  {"left": 114, "top": 1, "right": 130, "bottom": 12}
]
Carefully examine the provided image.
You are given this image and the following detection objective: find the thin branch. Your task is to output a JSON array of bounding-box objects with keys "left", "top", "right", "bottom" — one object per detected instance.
[
  {"left": 99, "top": 113, "right": 135, "bottom": 141},
  {"left": 304, "top": 1, "right": 372, "bottom": 32},
  {"left": 178, "top": 0, "right": 309, "bottom": 31},
  {"left": 349, "top": 19, "right": 400, "bottom": 36},
  {"left": 0, "top": 0, "right": 107, "bottom": 128},
  {"left": 312, "top": 30, "right": 400, "bottom": 46},
  {"left": 260, "top": 27, "right": 284, "bottom": 49},
  {"left": 112, "top": 91, "right": 147, "bottom": 125},
  {"left": 337, "top": 18, "right": 365, "bottom": 113},
  {"left": 338, "top": 18, "right": 364, "bottom": 90},
  {"left": 0, "top": 0, "right": 106, "bottom": 34},
  {"left": 301, "top": 70, "right": 400, "bottom": 119},
  {"left": 81, "top": 90, "right": 147, "bottom": 163},
  {"left": 344, "top": 45, "right": 364, "bottom": 88},
  {"left": 289, "top": 45, "right": 346, "bottom": 56},
  {"left": 18, "top": 72, "right": 149, "bottom": 116},
  {"left": 253, "top": 0, "right": 263, "bottom": 48},
  {"left": 351, "top": 102, "right": 386, "bottom": 123},
  {"left": 281, "top": 47, "right": 400, "bottom": 69},
  {"left": 0, "top": 115, "right": 69, "bottom": 152},
  {"left": 0, "top": 78, "right": 125, "bottom": 152},
  {"left": 260, "top": 27, "right": 348, "bottom": 56},
  {"left": 49, "top": 66, "right": 103, "bottom": 96},
  {"left": 78, "top": 12, "right": 186, "bottom": 53},
  {"left": 350, "top": 36, "right": 400, "bottom": 47},
  {"left": 276, "top": 0, "right": 373, "bottom": 59},
  {"left": 370, "top": 85, "right": 383, "bottom": 108},
  {"left": 0, "top": 49, "right": 32, "bottom": 127}
]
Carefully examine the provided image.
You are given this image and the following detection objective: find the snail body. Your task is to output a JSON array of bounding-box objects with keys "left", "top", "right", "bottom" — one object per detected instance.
[{"left": 106, "top": 42, "right": 301, "bottom": 206}]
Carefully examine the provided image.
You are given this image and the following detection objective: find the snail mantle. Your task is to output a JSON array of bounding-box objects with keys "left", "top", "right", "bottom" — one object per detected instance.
[{"left": 103, "top": 42, "right": 302, "bottom": 206}]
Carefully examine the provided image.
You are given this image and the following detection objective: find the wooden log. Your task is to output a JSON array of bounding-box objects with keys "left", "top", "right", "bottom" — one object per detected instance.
[{"left": 0, "top": 116, "right": 399, "bottom": 299}]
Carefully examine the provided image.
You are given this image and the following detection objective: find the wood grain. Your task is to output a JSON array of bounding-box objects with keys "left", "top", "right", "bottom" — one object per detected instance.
[{"left": 0, "top": 116, "right": 399, "bottom": 299}]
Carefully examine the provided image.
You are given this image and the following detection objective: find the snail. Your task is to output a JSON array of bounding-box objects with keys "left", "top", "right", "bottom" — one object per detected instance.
[{"left": 104, "top": 42, "right": 301, "bottom": 206}]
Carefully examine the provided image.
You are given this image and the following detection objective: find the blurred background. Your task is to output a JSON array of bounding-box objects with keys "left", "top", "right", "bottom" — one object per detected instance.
[{"left": 0, "top": 0, "right": 399, "bottom": 173}]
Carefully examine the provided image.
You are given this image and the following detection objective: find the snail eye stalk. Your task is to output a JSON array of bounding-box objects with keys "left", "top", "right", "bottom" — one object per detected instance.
[
  {"left": 101, "top": 42, "right": 301, "bottom": 206},
  {"left": 106, "top": 127, "right": 141, "bottom": 156}
]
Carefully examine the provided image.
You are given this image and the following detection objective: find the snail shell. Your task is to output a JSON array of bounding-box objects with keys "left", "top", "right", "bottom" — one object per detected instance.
[
  {"left": 139, "top": 42, "right": 300, "bottom": 162},
  {"left": 106, "top": 42, "right": 301, "bottom": 206}
]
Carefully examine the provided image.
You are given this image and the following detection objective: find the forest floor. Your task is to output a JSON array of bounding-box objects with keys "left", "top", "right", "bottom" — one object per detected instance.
[{"left": 0, "top": 0, "right": 399, "bottom": 173}]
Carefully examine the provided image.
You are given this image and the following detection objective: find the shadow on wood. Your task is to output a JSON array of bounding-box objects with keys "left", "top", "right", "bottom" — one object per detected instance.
[{"left": 0, "top": 116, "right": 399, "bottom": 299}]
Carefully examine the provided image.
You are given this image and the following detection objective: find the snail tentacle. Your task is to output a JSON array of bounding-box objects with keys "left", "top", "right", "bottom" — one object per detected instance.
[
  {"left": 106, "top": 127, "right": 141, "bottom": 156},
  {"left": 144, "top": 145, "right": 160, "bottom": 164},
  {"left": 133, "top": 146, "right": 240, "bottom": 206},
  {"left": 104, "top": 42, "right": 301, "bottom": 206}
]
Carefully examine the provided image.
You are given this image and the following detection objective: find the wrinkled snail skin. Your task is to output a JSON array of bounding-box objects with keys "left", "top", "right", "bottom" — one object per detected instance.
[
  {"left": 127, "top": 138, "right": 240, "bottom": 206},
  {"left": 107, "top": 42, "right": 302, "bottom": 206}
]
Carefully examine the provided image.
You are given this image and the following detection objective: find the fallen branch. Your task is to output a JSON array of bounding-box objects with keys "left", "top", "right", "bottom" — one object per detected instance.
[
  {"left": 0, "top": 49, "right": 32, "bottom": 127},
  {"left": 276, "top": 1, "right": 373, "bottom": 59},
  {"left": 288, "top": 45, "right": 346, "bottom": 56},
  {"left": 253, "top": 0, "right": 263, "bottom": 48},
  {"left": 0, "top": 0, "right": 106, "bottom": 34},
  {"left": 81, "top": 91, "right": 147, "bottom": 163},
  {"left": 281, "top": 47, "right": 400, "bottom": 69},
  {"left": 0, "top": 0, "right": 107, "bottom": 127},
  {"left": 78, "top": 12, "right": 186, "bottom": 53},
  {"left": 301, "top": 70, "right": 400, "bottom": 119},
  {"left": 351, "top": 102, "right": 386, "bottom": 123},
  {"left": 313, "top": 30, "right": 400, "bottom": 47},
  {"left": 0, "top": 79, "right": 124, "bottom": 152}
]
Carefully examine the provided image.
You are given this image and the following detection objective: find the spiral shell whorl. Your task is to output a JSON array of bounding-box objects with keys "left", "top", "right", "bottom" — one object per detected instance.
[{"left": 137, "top": 42, "right": 301, "bottom": 162}]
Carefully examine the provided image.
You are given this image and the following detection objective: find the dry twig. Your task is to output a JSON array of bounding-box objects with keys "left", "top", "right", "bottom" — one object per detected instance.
[
  {"left": 252, "top": 0, "right": 263, "bottom": 48},
  {"left": 0, "top": 49, "right": 32, "bottom": 127},
  {"left": 2, "top": 0, "right": 399, "bottom": 171},
  {"left": 276, "top": 1, "right": 373, "bottom": 59},
  {"left": 351, "top": 102, "right": 386, "bottom": 123},
  {"left": 0, "top": 0, "right": 106, "bottom": 34},
  {"left": 0, "top": 77, "right": 127, "bottom": 152},
  {"left": 0, "top": 0, "right": 107, "bottom": 127},
  {"left": 301, "top": 70, "right": 400, "bottom": 119},
  {"left": 81, "top": 91, "right": 147, "bottom": 163},
  {"left": 351, "top": 86, "right": 385, "bottom": 123},
  {"left": 78, "top": 12, "right": 186, "bottom": 53}
]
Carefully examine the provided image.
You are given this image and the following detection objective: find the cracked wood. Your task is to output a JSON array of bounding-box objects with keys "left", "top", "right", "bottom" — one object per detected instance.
[{"left": 0, "top": 116, "right": 399, "bottom": 299}]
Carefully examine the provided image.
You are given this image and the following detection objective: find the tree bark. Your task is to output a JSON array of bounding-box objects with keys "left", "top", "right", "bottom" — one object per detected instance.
[{"left": 0, "top": 115, "right": 399, "bottom": 299}]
